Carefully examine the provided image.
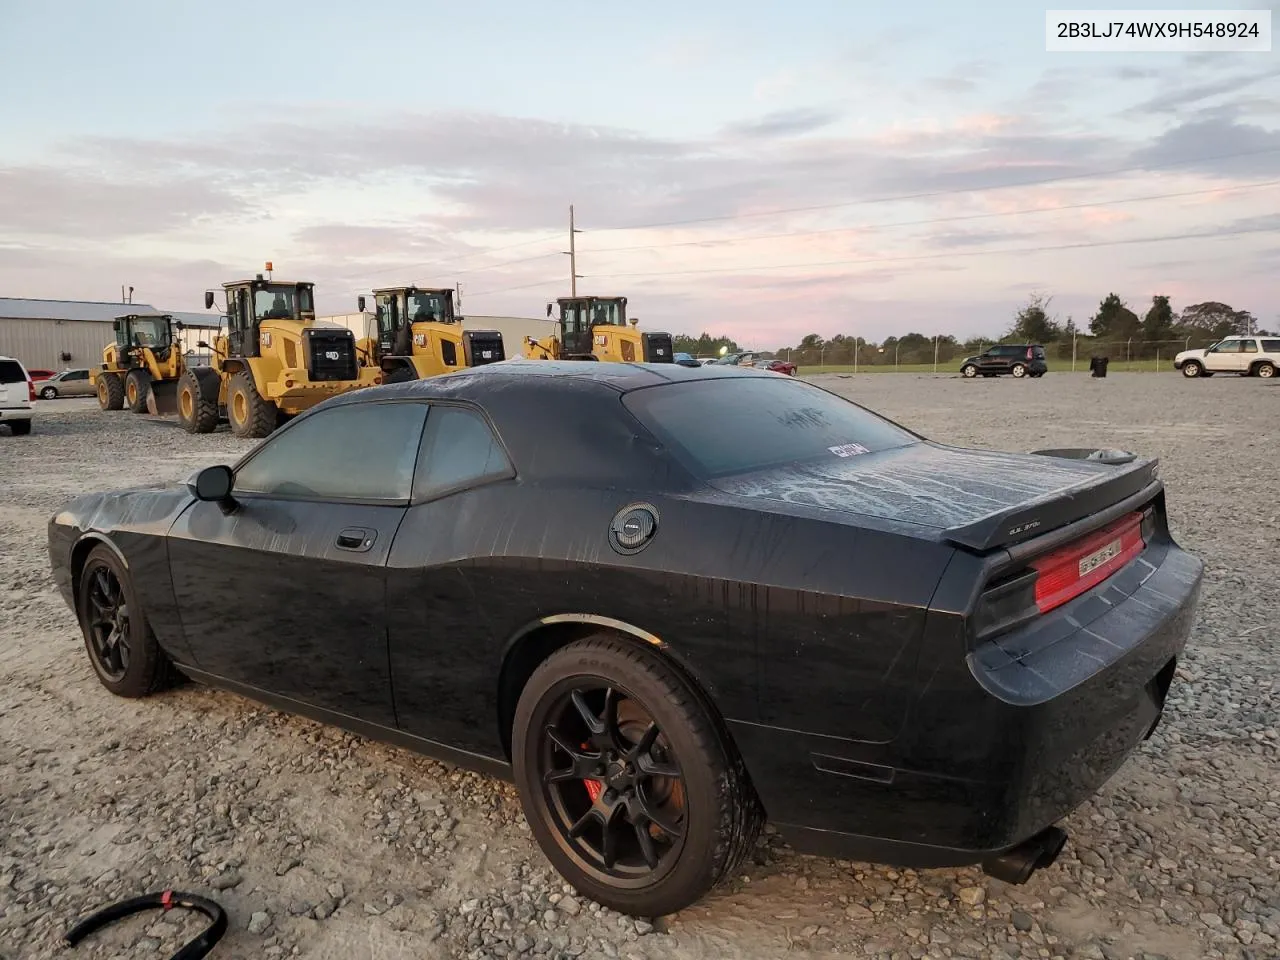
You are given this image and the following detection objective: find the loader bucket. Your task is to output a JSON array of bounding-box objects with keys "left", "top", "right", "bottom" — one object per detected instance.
[{"left": 147, "top": 379, "right": 179, "bottom": 417}]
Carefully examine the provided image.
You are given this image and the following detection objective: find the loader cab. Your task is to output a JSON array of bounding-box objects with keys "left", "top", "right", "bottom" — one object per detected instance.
[
  {"left": 361, "top": 286, "right": 458, "bottom": 358},
  {"left": 549, "top": 296, "right": 628, "bottom": 358},
  {"left": 208, "top": 275, "right": 315, "bottom": 359},
  {"left": 112, "top": 313, "right": 175, "bottom": 361}
]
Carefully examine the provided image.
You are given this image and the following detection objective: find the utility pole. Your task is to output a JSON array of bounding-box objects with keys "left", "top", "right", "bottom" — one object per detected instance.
[{"left": 566, "top": 204, "right": 582, "bottom": 297}]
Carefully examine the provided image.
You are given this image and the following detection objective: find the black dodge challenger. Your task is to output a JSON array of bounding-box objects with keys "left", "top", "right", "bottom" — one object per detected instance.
[{"left": 49, "top": 360, "right": 1202, "bottom": 917}]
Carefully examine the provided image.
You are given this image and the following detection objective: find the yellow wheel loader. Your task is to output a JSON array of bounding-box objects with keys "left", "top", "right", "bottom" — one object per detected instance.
[
  {"left": 92, "top": 313, "right": 186, "bottom": 415},
  {"left": 523, "top": 296, "right": 674, "bottom": 364},
  {"left": 178, "top": 271, "right": 382, "bottom": 439},
  {"left": 353, "top": 285, "right": 506, "bottom": 382}
]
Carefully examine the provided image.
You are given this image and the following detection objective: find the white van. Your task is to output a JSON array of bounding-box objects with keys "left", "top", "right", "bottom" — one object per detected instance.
[{"left": 0, "top": 356, "right": 35, "bottom": 435}]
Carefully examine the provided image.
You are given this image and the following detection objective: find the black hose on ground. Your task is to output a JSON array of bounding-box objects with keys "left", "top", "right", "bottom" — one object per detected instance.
[{"left": 63, "top": 889, "right": 228, "bottom": 960}]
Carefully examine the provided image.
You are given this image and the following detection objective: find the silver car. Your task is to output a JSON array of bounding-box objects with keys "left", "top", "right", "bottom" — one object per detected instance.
[{"left": 38, "top": 368, "right": 96, "bottom": 399}]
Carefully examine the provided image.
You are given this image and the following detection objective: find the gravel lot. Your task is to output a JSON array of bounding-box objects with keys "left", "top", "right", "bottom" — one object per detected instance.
[{"left": 2, "top": 373, "right": 1277, "bottom": 960}]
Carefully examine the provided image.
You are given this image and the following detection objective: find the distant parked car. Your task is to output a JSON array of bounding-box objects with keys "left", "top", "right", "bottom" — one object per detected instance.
[
  {"left": 26, "top": 369, "right": 56, "bottom": 382},
  {"left": 1173, "top": 336, "right": 1279, "bottom": 379},
  {"left": 37, "top": 368, "right": 96, "bottom": 399},
  {"left": 960, "top": 344, "right": 1047, "bottom": 379},
  {"left": 766, "top": 359, "right": 797, "bottom": 376},
  {"left": 672, "top": 352, "right": 702, "bottom": 369},
  {"left": 714, "top": 352, "right": 759, "bottom": 367},
  {"left": 696, "top": 357, "right": 718, "bottom": 366},
  {"left": 0, "top": 356, "right": 34, "bottom": 435}
]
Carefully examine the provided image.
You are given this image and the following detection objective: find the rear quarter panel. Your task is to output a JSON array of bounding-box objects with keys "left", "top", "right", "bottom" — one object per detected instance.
[{"left": 384, "top": 481, "right": 955, "bottom": 758}]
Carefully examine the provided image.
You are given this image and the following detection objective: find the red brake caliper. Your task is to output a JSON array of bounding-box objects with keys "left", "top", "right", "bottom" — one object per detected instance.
[{"left": 582, "top": 742, "right": 603, "bottom": 802}]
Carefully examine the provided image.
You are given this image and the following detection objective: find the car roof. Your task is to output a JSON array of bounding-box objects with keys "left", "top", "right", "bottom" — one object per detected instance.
[{"left": 328, "top": 358, "right": 777, "bottom": 407}]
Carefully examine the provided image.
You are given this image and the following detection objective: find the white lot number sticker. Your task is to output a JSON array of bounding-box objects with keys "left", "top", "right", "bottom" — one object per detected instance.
[
  {"left": 829, "top": 442, "right": 870, "bottom": 458},
  {"left": 1079, "top": 537, "right": 1121, "bottom": 577}
]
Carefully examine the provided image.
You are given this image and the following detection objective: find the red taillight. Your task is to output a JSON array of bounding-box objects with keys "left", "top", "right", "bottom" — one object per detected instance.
[
  {"left": 28, "top": 379, "right": 35, "bottom": 402},
  {"left": 1030, "top": 510, "right": 1146, "bottom": 614},
  {"left": 1026, "top": 347, "right": 1033, "bottom": 360}
]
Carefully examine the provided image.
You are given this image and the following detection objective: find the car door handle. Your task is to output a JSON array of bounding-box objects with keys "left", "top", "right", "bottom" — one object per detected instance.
[{"left": 335, "top": 527, "right": 377, "bottom": 552}]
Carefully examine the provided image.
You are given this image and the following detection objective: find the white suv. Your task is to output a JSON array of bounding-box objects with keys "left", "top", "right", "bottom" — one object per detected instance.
[
  {"left": 1174, "top": 336, "right": 1280, "bottom": 379},
  {"left": 0, "top": 355, "right": 34, "bottom": 435}
]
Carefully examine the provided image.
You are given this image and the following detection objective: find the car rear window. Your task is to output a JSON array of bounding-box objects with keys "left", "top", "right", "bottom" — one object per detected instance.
[
  {"left": 0, "top": 360, "right": 28, "bottom": 384},
  {"left": 622, "top": 376, "right": 919, "bottom": 479}
]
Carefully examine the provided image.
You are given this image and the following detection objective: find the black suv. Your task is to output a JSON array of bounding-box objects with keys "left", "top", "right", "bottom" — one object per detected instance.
[{"left": 959, "top": 344, "right": 1047, "bottom": 379}]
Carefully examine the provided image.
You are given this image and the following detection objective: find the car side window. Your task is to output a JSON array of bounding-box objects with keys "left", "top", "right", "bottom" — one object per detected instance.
[
  {"left": 1262, "top": 339, "right": 1280, "bottom": 352},
  {"left": 1242, "top": 339, "right": 1259, "bottom": 353},
  {"left": 413, "top": 404, "right": 514, "bottom": 501},
  {"left": 234, "top": 401, "right": 429, "bottom": 501},
  {"left": 69, "top": 370, "right": 89, "bottom": 380}
]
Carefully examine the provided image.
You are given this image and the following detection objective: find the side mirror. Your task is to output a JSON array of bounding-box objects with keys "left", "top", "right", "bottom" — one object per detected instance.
[
  {"left": 204, "top": 291, "right": 215, "bottom": 310},
  {"left": 546, "top": 303, "right": 553, "bottom": 317},
  {"left": 174, "top": 320, "right": 184, "bottom": 330},
  {"left": 188, "top": 464, "right": 235, "bottom": 503},
  {"left": 197, "top": 340, "right": 211, "bottom": 349},
  {"left": 112, "top": 320, "right": 121, "bottom": 331},
  {"left": 358, "top": 295, "right": 367, "bottom": 312}
]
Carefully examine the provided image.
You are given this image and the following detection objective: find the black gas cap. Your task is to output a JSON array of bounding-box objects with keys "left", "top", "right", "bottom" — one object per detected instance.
[{"left": 609, "top": 503, "right": 659, "bottom": 555}]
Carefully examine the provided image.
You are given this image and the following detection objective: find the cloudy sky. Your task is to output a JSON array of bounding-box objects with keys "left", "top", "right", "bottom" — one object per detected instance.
[{"left": 1, "top": 0, "right": 1277, "bottom": 347}]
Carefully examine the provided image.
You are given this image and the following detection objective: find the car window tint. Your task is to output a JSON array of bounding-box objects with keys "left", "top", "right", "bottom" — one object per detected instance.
[
  {"left": 0, "top": 360, "right": 26, "bottom": 384},
  {"left": 1262, "top": 339, "right": 1280, "bottom": 352},
  {"left": 414, "top": 405, "right": 513, "bottom": 499},
  {"left": 235, "top": 401, "right": 428, "bottom": 500},
  {"left": 1242, "top": 340, "right": 1259, "bottom": 353},
  {"left": 623, "top": 376, "right": 919, "bottom": 479}
]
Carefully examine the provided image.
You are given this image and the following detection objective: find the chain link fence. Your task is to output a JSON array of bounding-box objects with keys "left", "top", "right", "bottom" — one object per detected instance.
[{"left": 775, "top": 335, "right": 1229, "bottom": 373}]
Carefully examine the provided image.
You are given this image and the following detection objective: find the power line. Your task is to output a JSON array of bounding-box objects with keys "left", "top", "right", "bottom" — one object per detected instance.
[
  {"left": 584, "top": 223, "right": 1280, "bottom": 281},
  {"left": 584, "top": 179, "right": 1280, "bottom": 255},
  {"left": 588, "top": 146, "right": 1280, "bottom": 232},
  {"left": 446, "top": 251, "right": 564, "bottom": 278},
  {"left": 358, "top": 231, "right": 564, "bottom": 281},
  {"left": 465, "top": 277, "right": 566, "bottom": 298}
]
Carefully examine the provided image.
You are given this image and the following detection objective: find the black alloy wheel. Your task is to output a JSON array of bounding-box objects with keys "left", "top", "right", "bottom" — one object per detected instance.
[
  {"left": 83, "top": 562, "right": 131, "bottom": 683},
  {"left": 76, "top": 545, "right": 173, "bottom": 697},
  {"left": 539, "top": 685, "right": 686, "bottom": 884},
  {"left": 513, "top": 636, "right": 762, "bottom": 917}
]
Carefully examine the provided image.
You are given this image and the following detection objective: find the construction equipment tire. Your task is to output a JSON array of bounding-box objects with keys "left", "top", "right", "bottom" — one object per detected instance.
[
  {"left": 227, "top": 371, "right": 278, "bottom": 439},
  {"left": 177, "top": 368, "right": 220, "bottom": 434},
  {"left": 125, "top": 369, "right": 152, "bottom": 413},
  {"left": 97, "top": 374, "right": 125, "bottom": 411}
]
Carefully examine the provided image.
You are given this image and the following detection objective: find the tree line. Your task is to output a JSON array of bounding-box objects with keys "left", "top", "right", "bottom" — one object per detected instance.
[{"left": 674, "top": 295, "right": 1271, "bottom": 367}]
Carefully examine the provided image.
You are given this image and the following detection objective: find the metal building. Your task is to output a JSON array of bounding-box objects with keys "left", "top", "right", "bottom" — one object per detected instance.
[{"left": 0, "top": 298, "right": 223, "bottom": 372}]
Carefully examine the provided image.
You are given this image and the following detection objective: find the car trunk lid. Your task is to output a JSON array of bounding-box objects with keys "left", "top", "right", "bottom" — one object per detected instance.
[{"left": 711, "top": 441, "right": 1160, "bottom": 551}]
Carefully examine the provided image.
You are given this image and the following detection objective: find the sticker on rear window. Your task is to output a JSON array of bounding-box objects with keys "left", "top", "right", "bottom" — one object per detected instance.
[{"left": 828, "top": 442, "right": 870, "bottom": 458}]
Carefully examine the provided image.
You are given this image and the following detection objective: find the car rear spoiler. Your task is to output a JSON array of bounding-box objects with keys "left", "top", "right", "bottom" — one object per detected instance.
[{"left": 941, "top": 450, "right": 1161, "bottom": 552}]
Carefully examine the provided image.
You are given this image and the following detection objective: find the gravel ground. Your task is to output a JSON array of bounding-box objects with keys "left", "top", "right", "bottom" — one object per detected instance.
[{"left": 1, "top": 374, "right": 1277, "bottom": 960}]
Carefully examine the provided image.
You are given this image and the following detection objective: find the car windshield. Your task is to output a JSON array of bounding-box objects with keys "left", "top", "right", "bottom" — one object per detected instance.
[
  {"left": 623, "top": 376, "right": 919, "bottom": 479},
  {"left": 406, "top": 291, "right": 453, "bottom": 322},
  {"left": 119, "top": 317, "right": 171, "bottom": 348}
]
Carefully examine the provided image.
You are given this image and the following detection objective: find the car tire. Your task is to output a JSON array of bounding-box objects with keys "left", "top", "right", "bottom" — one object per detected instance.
[
  {"left": 1011, "top": 363, "right": 1027, "bottom": 378},
  {"left": 961, "top": 364, "right": 978, "bottom": 378},
  {"left": 125, "top": 369, "right": 152, "bottom": 413},
  {"left": 1255, "top": 361, "right": 1275, "bottom": 379},
  {"left": 8, "top": 419, "right": 32, "bottom": 436},
  {"left": 1181, "top": 360, "right": 1202, "bottom": 378},
  {"left": 512, "top": 635, "right": 763, "bottom": 918},
  {"left": 75, "top": 544, "right": 174, "bottom": 698},
  {"left": 227, "top": 370, "right": 278, "bottom": 439},
  {"left": 97, "top": 373, "right": 125, "bottom": 411},
  {"left": 40, "top": 385, "right": 58, "bottom": 400},
  {"left": 177, "top": 368, "right": 220, "bottom": 434}
]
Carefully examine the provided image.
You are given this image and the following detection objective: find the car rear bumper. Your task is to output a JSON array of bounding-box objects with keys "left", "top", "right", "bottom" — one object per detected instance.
[
  {"left": 0, "top": 407, "right": 33, "bottom": 420},
  {"left": 731, "top": 538, "right": 1201, "bottom": 868}
]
